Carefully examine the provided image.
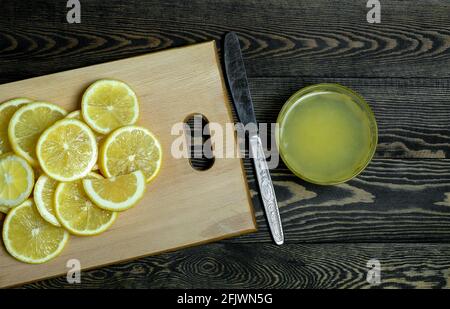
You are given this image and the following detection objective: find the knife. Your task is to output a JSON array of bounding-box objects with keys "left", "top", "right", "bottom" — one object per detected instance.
[{"left": 224, "top": 32, "right": 284, "bottom": 245}]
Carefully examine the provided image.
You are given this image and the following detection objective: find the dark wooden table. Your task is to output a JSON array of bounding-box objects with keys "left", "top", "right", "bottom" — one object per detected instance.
[{"left": 2, "top": 0, "right": 450, "bottom": 289}]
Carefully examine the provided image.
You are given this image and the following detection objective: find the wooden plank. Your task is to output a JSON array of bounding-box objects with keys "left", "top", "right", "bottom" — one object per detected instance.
[
  {"left": 1, "top": 0, "right": 450, "bottom": 81},
  {"left": 0, "top": 42, "right": 256, "bottom": 288},
  {"left": 2, "top": 0, "right": 450, "bottom": 290},
  {"left": 237, "top": 158, "right": 450, "bottom": 243},
  {"left": 247, "top": 77, "right": 450, "bottom": 159},
  {"left": 21, "top": 243, "right": 450, "bottom": 289}
]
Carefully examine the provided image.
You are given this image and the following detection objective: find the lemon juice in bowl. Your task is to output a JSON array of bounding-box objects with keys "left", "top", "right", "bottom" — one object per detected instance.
[{"left": 276, "top": 84, "right": 377, "bottom": 185}]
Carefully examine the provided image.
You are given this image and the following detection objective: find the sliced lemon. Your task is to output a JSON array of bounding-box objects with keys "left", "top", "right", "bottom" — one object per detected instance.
[
  {"left": 36, "top": 119, "right": 97, "bottom": 182},
  {"left": 55, "top": 173, "right": 117, "bottom": 236},
  {"left": 83, "top": 170, "right": 146, "bottom": 212},
  {"left": 81, "top": 79, "right": 139, "bottom": 134},
  {"left": 100, "top": 126, "right": 162, "bottom": 183},
  {"left": 0, "top": 98, "right": 32, "bottom": 156},
  {"left": 2, "top": 199, "right": 69, "bottom": 264},
  {"left": 8, "top": 102, "right": 67, "bottom": 166},
  {"left": 0, "top": 154, "right": 34, "bottom": 207},
  {"left": 34, "top": 174, "right": 60, "bottom": 227},
  {"left": 0, "top": 206, "right": 10, "bottom": 214}
]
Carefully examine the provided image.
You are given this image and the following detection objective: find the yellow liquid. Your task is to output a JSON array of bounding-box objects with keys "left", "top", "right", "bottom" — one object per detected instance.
[{"left": 278, "top": 88, "right": 376, "bottom": 184}]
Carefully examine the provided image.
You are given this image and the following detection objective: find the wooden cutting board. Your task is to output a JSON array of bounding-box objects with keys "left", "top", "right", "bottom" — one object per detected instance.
[{"left": 0, "top": 41, "right": 257, "bottom": 288}]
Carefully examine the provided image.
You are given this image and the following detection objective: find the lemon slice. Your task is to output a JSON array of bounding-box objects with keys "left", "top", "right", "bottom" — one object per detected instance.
[
  {"left": 34, "top": 174, "right": 60, "bottom": 227},
  {"left": 0, "top": 98, "right": 32, "bottom": 156},
  {"left": 36, "top": 119, "right": 98, "bottom": 182},
  {"left": 100, "top": 126, "right": 162, "bottom": 183},
  {"left": 55, "top": 173, "right": 117, "bottom": 236},
  {"left": 83, "top": 170, "right": 146, "bottom": 212},
  {"left": 2, "top": 199, "right": 69, "bottom": 264},
  {"left": 0, "top": 154, "right": 34, "bottom": 207},
  {"left": 82, "top": 79, "right": 139, "bottom": 134},
  {"left": 8, "top": 102, "right": 67, "bottom": 166}
]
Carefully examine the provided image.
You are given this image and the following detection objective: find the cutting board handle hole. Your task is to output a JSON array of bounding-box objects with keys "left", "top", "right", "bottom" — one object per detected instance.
[{"left": 184, "top": 113, "right": 215, "bottom": 171}]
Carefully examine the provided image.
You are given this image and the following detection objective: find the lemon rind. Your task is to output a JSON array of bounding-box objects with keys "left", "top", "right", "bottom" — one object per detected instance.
[
  {"left": 33, "top": 174, "right": 61, "bottom": 227},
  {"left": 0, "top": 98, "right": 32, "bottom": 109},
  {"left": 66, "top": 110, "right": 81, "bottom": 119}
]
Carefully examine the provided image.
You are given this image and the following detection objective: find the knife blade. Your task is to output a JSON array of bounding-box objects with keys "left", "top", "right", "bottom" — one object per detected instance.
[{"left": 224, "top": 32, "right": 284, "bottom": 245}]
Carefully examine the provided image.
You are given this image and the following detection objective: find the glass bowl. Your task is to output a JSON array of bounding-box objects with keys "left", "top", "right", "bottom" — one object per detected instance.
[{"left": 276, "top": 83, "right": 378, "bottom": 185}]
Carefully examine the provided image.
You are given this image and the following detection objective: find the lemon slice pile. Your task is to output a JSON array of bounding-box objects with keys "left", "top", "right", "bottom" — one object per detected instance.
[{"left": 0, "top": 79, "right": 162, "bottom": 264}]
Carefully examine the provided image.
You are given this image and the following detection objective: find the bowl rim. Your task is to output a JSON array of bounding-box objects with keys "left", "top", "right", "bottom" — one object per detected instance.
[{"left": 275, "top": 83, "right": 378, "bottom": 185}]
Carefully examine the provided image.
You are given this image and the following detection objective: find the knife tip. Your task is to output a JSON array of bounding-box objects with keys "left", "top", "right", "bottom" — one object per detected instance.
[{"left": 275, "top": 238, "right": 284, "bottom": 246}]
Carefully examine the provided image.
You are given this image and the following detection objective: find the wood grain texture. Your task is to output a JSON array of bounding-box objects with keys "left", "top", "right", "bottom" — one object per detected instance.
[
  {"left": 20, "top": 243, "right": 450, "bottom": 289},
  {"left": 1, "top": 0, "right": 450, "bottom": 81},
  {"left": 1, "top": 0, "right": 449, "bottom": 289},
  {"left": 0, "top": 42, "right": 256, "bottom": 288},
  {"left": 240, "top": 158, "right": 450, "bottom": 243}
]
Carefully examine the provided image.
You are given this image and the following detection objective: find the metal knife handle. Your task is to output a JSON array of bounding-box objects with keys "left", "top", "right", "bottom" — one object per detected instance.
[{"left": 249, "top": 135, "right": 284, "bottom": 245}]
